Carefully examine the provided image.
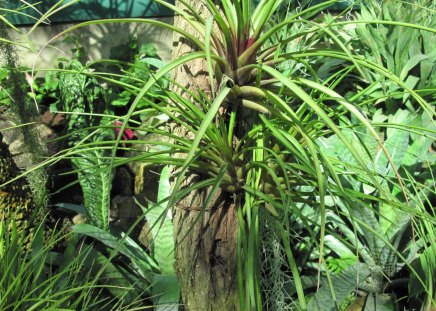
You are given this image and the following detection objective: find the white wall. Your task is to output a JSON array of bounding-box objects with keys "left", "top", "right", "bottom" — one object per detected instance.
[{"left": 13, "top": 16, "right": 174, "bottom": 69}]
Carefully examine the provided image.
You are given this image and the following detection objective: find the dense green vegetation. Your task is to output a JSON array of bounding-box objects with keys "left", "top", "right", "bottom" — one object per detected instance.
[{"left": 0, "top": 0, "right": 435, "bottom": 310}]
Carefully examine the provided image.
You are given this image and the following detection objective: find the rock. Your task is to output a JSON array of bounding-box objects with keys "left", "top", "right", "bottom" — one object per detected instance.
[
  {"left": 0, "top": 109, "right": 56, "bottom": 168},
  {"left": 40, "top": 110, "right": 65, "bottom": 128},
  {"left": 72, "top": 213, "right": 87, "bottom": 225}
]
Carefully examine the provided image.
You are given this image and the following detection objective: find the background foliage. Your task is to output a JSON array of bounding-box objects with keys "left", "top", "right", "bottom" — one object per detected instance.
[{"left": 0, "top": 0, "right": 435, "bottom": 310}]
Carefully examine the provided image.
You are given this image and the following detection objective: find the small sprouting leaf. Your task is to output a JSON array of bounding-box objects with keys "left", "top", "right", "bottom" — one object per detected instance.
[
  {"left": 49, "top": 102, "right": 59, "bottom": 112},
  {"left": 0, "top": 68, "right": 7, "bottom": 80},
  {"left": 139, "top": 57, "right": 165, "bottom": 70},
  {"left": 399, "top": 54, "right": 428, "bottom": 81},
  {"left": 139, "top": 44, "right": 158, "bottom": 57},
  {"left": 55, "top": 203, "right": 87, "bottom": 215},
  {"left": 111, "top": 93, "right": 131, "bottom": 107}
]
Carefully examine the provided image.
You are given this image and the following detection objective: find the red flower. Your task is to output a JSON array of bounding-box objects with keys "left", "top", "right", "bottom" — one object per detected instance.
[{"left": 113, "top": 121, "right": 134, "bottom": 140}]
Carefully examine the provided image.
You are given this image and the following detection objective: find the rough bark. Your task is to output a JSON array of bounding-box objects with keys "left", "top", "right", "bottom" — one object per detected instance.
[
  {"left": 173, "top": 180, "right": 239, "bottom": 310},
  {"left": 0, "top": 131, "right": 35, "bottom": 247},
  {"left": 171, "top": 1, "right": 239, "bottom": 310},
  {"left": 171, "top": 0, "right": 212, "bottom": 97}
]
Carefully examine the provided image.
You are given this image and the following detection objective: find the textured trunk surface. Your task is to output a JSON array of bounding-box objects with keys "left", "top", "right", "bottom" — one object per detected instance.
[
  {"left": 171, "top": 1, "right": 239, "bottom": 310},
  {"left": 173, "top": 183, "right": 239, "bottom": 310},
  {"left": 0, "top": 132, "right": 34, "bottom": 247}
]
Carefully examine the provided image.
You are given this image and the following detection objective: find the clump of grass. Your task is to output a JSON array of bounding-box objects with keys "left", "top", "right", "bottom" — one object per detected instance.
[{"left": 0, "top": 216, "right": 115, "bottom": 310}]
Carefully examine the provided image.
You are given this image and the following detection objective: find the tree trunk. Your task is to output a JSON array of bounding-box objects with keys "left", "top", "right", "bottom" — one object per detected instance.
[
  {"left": 171, "top": 1, "right": 240, "bottom": 310},
  {"left": 0, "top": 132, "right": 35, "bottom": 247},
  {"left": 173, "top": 181, "right": 239, "bottom": 310}
]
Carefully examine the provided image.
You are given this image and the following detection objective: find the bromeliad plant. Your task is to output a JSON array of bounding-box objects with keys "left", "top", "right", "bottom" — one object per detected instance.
[{"left": 95, "top": 0, "right": 433, "bottom": 308}]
